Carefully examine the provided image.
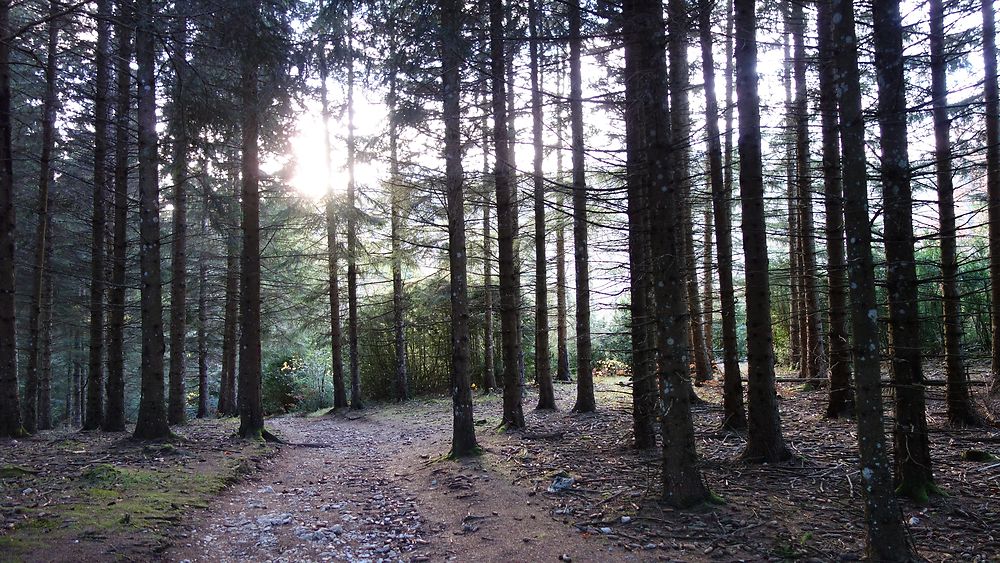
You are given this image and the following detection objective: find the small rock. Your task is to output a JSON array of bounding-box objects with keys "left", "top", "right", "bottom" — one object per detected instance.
[
  {"left": 599, "top": 527, "right": 613, "bottom": 535},
  {"left": 20, "top": 488, "right": 34, "bottom": 495},
  {"left": 620, "top": 516, "right": 631, "bottom": 524},
  {"left": 908, "top": 516, "right": 920, "bottom": 526},
  {"left": 258, "top": 486, "right": 275, "bottom": 494},
  {"left": 256, "top": 513, "right": 293, "bottom": 527},
  {"left": 559, "top": 555, "right": 572, "bottom": 562}
]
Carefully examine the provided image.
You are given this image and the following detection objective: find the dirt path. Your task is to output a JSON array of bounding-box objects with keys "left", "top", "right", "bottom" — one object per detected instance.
[{"left": 168, "top": 400, "right": 642, "bottom": 563}]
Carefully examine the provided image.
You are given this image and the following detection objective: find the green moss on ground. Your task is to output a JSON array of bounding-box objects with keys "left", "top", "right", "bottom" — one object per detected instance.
[{"left": 2, "top": 439, "right": 269, "bottom": 562}]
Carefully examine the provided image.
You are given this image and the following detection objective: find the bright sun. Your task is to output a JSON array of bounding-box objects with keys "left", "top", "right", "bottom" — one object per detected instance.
[{"left": 289, "top": 93, "right": 388, "bottom": 201}]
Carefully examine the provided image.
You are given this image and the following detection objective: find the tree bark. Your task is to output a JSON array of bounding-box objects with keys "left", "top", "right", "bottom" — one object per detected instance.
[
  {"left": 624, "top": 4, "right": 656, "bottom": 449},
  {"left": 569, "top": 0, "right": 594, "bottom": 412},
  {"left": 555, "top": 56, "right": 571, "bottom": 384},
  {"left": 624, "top": 0, "right": 713, "bottom": 506},
  {"left": 85, "top": 0, "right": 113, "bottom": 431},
  {"left": 929, "top": 0, "right": 977, "bottom": 425},
  {"left": 346, "top": 11, "right": 362, "bottom": 410},
  {"left": 25, "top": 0, "right": 60, "bottom": 434},
  {"left": 817, "top": 0, "right": 852, "bottom": 419},
  {"left": 528, "top": 0, "right": 553, "bottom": 411},
  {"left": 388, "top": 35, "right": 409, "bottom": 403},
  {"left": 133, "top": 0, "right": 171, "bottom": 440},
  {"left": 196, "top": 169, "right": 209, "bottom": 419},
  {"left": 985, "top": 0, "right": 1000, "bottom": 394},
  {"left": 831, "top": 0, "right": 911, "bottom": 554},
  {"left": 441, "top": 0, "right": 478, "bottom": 456},
  {"left": 168, "top": 0, "right": 190, "bottom": 426},
  {"left": 790, "top": 0, "right": 826, "bottom": 386},
  {"left": 872, "top": 0, "right": 935, "bottom": 501},
  {"left": 318, "top": 39, "right": 347, "bottom": 410},
  {"left": 491, "top": 0, "right": 525, "bottom": 428},
  {"left": 700, "top": 0, "right": 746, "bottom": 429},
  {"left": 238, "top": 5, "right": 264, "bottom": 439},
  {"left": 104, "top": 0, "right": 131, "bottom": 432},
  {"left": 38, "top": 227, "right": 53, "bottom": 430},
  {"left": 735, "top": 0, "right": 791, "bottom": 462},
  {"left": 217, "top": 176, "right": 240, "bottom": 417}
]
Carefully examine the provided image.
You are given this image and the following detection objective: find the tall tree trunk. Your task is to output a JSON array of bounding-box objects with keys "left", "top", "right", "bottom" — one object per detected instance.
[
  {"left": 105, "top": 0, "right": 132, "bottom": 432},
  {"left": 168, "top": 0, "right": 190, "bottom": 426},
  {"left": 985, "top": 0, "right": 1000, "bottom": 394},
  {"left": 237, "top": 5, "right": 264, "bottom": 439},
  {"left": 84, "top": 0, "right": 112, "bottom": 431},
  {"left": 318, "top": 39, "right": 347, "bottom": 410},
  {"left": 782, "top": 25, "right": 803, "bottom": 374},
  {"left": 668, "top": 5, "right": 711, "bottom": 386},
  {"left": 38, "top": 227, "right": 53, "bottom": 430},
  {"left": 388, "top": 37, "right": 408, "bottom": 403},
  {"left": 25, "top": 0, "right": 60, "bottom": 434},
  {"left": 196, "top": 170, "right": 209, "bottom": 419},
  {"left": 217, "top": 177, "right": 240, "bottom": 417},
  {"left": 702, "top": 205, "right": 714, "bottom": 356},
  {"left": 346, "top": 10, "right": 363, "bottom": 410},
  {"left": 0, "top": 0, "right": 23, "bottom": 438},
  {"left": 133, "top": 0, "right": 171, "bottom": 440},
  {"left": 505, "top": 2, "right": 526, "bottom": 392},
  {"left": 831, "top": 0, "right": 911, "bottom": 554},
  {"left": 735, "top": 0, "right": 791, "bottom": 462},
  {"left": 441, "top": 0, "right": 479, "bottom": 456},
  {"left": 554, "top": 56, "right": 571, "bottom": 384},
  {"left": 700, "top": 0, "right": 746, "bottom": 429},
  {"left": 790, "top": 0, "right": 826, "bottom": 386},
  {"left": 817, "top": 0, "right": 852, "bottom": 418},
  {"left": 569, "top": 0, "right": 594, "bottom": 412},
  {"left": 930, "top": 0, "right": 977, "bottom": 425},
  {"left": 624, "top": 0, "right": 712, "bottom": 506},
  {"left": 492, "top": 0, "right": 525, "bottom": 428},
  {"left": 483, "top": 189, "right": 496, "bottom": 393},
  {"left": 529, "top": 0, "right": 553, "bottom": 410},
  {"left": 624, "top": 2, "right": 656, "bottom": 448},
  {"left": 872, "top": 0, "right": 935, "bottom": 501}
]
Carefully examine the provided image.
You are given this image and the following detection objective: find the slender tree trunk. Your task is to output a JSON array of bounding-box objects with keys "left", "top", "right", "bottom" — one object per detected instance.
[
  {"left": 196, "top": 170, "right": 209, "bottom": 419},
  {"left": 0, "top": 0, "right": 23, "bottom": 438},
  {"left": 25, "top": 0, "right": 60, "bottom": 434},
  {"left": 555, "top": 57, "right": 571, "bottom": 384},
  {"left": 831, "top": 0, "right": 911, "bottom": 554},
  {"left": 38, "top": 230, "right": 53, "bottom": 430},
  {"left": 104, "top": 1, "right": 131, "bottom": 432},
  {"left": 702, "top": 205, "right": 714, "bottom": 356},
  {"left": 667, "top": 5, "right": 711, "bottom": 386},
  {"left": 217, "top": 179, "right": 239, "bottom": 417},
  {"left": 791, "top": 0, "right": 826, "bottom": 386},
  {"left": 491, "top": 0, "right": 525, "bottom": 428},
  {"left": 985, "top": 0, "right": 1000, "bottom": 393},
  {"left": 133, "top": 0, "right": 171, "bottom": 440},
  {"left": 441, "top": 0, "right": 478, "bottom": 456},
  {"left": 388, "top": 38, "right": 408, "bottom": 403},
  {"left": 624, "top": 4, "right": 656, "bottom": 448},
  {"left": 318, "top": 40, "right": 347, "bottom": 410},
  {"left": 701, "top": 0, "right": 746, "bottom": 429},
  {"left": 735, "top": 0, "right": 791, "bottom": 462},
  {"left": 346, "top": 11, "right": 362, "bottom": 410},
  {"left": 84, "top": 0, "right": 113, "bottom": 431},
  {"left": 237, "top": 6, "right": 264, "bottom": 439},
  {"left": 505, "top": 2, "right": 526, "bottom": 392},
  {"left": 624, "top": 0, "right": 712, "bottom": 506},
  {"left": 529, "top": 0, "right": 553, "bottom": 410},
  {"left": 569, "top": 0, "right": 594, "bottom": 412},
  {"left": 782, "top": 26, "right": 802, "bottom": 374},
  {"left": 483, "top": 191, "right": 496, "bottom": 392},
  {"left": 817, "top": 0, "right": 852, "bottom": 418},
  {"left": 167, "top": 0, "right": 190, "bottom": 426},
  {"left": 872, "top": 0, "right": 935, "bottom": 501},
  {"left": 929, "top": 0, "right": 977, "bottom": 425}
]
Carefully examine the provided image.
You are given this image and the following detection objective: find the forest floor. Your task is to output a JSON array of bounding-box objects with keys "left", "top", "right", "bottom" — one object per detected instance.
[{"left": 4, "top": 363, "right": 1000, "bottom": 562}]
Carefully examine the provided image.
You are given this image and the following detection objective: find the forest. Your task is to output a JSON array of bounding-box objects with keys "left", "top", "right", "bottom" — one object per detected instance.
[{"left": 1, "top": 0, "right": 1000, "bottom": 559}]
